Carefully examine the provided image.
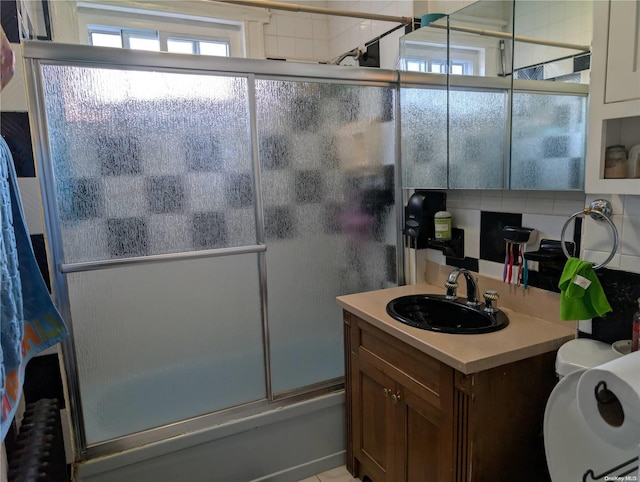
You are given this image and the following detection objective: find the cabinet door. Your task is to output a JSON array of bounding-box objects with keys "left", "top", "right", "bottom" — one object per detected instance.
[
  {"left": 605, "top": 0, "right": 640, "bottom": 103},
  {"left": 400, "top": 84, "right": 448, "bottom": 189},
  {"left": 510, "top": 91, "right": 587, "bottom": 190},
  {"left": 351, "top": 355, "right": 397, "bottom": 482},
  {"left": 396, "top": 384, "right": 454, "bottom": 482},
  {"left": 448, "top": 86, "right": 510, "bottom": 189}
]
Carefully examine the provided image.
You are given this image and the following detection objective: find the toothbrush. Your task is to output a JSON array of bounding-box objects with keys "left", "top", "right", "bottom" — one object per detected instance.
[
  {"left": 503, "top": 241, "right": 508, "bottom": 282},
  {"left": 523, "top": 244, "right": 529, "bottom": 289},
  {"left": 516, "top": 245, "right": 523, "bottom": 286},
  {"left": 507, "top": 243, "right": 513, "bottom": 284}
]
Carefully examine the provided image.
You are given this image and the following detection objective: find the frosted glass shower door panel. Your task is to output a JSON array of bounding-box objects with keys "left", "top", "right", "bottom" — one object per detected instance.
[
  {"left": 400, "top": 86, "right": 448, "bottom": 188},
  {"left": 67, "top": 255, "right": 265, "bottom": 444},
  {"left": 448, "top": 88, "right": 509, "bottom": 189},
  {"left": 255, "top": 80, "right": 397, "bottom": 394},
  {"left": 39, "top": 64, "right": 255, "bottom": 263},
  {"left": 511, "top": 93, "right": 586, "bottom": 190}
]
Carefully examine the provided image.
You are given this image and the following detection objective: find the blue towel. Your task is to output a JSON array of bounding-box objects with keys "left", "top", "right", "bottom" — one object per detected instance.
[
  {"left": 1, "top": 137, "right": 23, "bottom": 410},
  {"left": 1, "top": 137, "right": 67, "bottom": 441}
]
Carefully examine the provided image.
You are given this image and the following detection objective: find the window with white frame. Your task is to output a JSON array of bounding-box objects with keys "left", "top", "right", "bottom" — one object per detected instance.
[
  {"left": 88, "top": 25, "right": 230, "bottom": 56},
  {"left": 404, "top": 55, "right": 475, "bottom": 75},
  {"left": 78, "top": 3, "right": 244, "bottom": 57},
  {"left": 399, "top": 16, "right": 507, "bottom": 77},
  {"left": 401, "top": 42, "right": 485, "bottom": 76}
]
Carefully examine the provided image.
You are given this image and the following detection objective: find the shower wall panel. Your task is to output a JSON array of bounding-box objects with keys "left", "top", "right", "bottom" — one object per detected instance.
[{"left": 255, "top": 80, "right": 397, "bottom": 394}]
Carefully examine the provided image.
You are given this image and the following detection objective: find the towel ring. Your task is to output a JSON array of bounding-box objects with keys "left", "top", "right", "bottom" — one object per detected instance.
[{"left": 560, "top": 199, "right": 618, "bottom": 270}]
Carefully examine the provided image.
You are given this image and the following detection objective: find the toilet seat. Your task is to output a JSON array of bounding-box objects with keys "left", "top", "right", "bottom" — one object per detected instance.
[{"left": 544, "top": 369, "right": 638, "bottom": 481}]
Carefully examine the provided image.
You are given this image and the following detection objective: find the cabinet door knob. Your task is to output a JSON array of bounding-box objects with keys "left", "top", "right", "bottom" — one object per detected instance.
[
  {"left": 383, "top": 388, "right": 390, "bottom": 398},
  {"left": 391, "top": 393, "right": 400, "bottom": 404}
]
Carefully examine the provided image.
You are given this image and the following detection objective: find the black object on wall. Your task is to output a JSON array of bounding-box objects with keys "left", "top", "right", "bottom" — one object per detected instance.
[
  {"left": 586, "top": 268, "right": 640, "bottom": 345},
  {"left": 403, "top": 190, "right": 446, "bottom": 249},
  {"left": 358, "top": 42, "right": 380, "bottom": 68},
  {"left": 524, "top": 239, "right": 575, "bottom": 293},
  {"left": 428, "top": 227, "right": 465, "bottom": 259},
  {"left": 1, "top": 112, "right": 36, "bottom": 177},
  {"left": 36, "top": 0, "right": 52, "bottom": 41},
  {"left": 23, "top": 354, "right": 65, "bottom": 405},
  {"left": 446, "top": 255, "right": 479, "bottom": 273},
  {"left": 480, "top": 211, "right": 523, "bottom": 263},
  {"left": 1, "top": 0, "right": 19, "bottom": 42}
]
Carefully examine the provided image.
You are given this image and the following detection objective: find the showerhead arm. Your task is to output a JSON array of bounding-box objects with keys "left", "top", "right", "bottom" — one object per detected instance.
[{"left": 328, "top": 48, "right": 363, "bottom": 65}]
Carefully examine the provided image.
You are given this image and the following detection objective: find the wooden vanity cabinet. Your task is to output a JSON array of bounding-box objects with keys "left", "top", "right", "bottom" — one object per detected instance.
[{"left": 344, "top": 311, "right": 557, "bottom": 482}]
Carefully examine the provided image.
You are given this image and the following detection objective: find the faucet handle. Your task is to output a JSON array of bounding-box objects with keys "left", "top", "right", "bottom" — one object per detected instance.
[
  {"left": 483, "top": 290, "right": 499, "bottom": 313},
  {"left": 445, "top": 280, "right": 458, "bottom": 300}
]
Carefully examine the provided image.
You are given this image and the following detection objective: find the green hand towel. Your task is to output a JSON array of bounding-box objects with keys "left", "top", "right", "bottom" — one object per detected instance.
[{"left": 558, "top": 257, "right": 612, "bottom": 321}]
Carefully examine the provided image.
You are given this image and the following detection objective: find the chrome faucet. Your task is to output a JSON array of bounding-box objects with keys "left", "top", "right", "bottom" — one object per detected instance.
[{"left": 445, "top": 268, "right": 480, "bottom": 306}]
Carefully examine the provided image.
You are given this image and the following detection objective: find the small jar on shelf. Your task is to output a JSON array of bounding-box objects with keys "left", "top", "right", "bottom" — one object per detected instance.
[{"left": 604, "top": 145, "right": 627, "bottom": 179}]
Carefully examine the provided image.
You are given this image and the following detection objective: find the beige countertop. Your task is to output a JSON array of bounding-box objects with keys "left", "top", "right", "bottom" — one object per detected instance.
[{"left": 337, "top": 282, "right": 576, "bottom": 375}]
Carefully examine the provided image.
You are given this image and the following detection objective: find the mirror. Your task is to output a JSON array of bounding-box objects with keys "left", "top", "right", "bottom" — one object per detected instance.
[
  {"left": 400, "top": 1, "right": 513, "bottom": 78},
  {"left": 511, "top": 1, "right": 591, "bottom": 190},
  {"left": 401, "top": 0, "right": 592, "bottom": 80},
  {"left": 399, "top": 0, "right": 592, "bottom": 190},
  {"left": 513, "top": 1, "right": 592, "bottom": 83},
  {"left": 400, "top": 0, "right": 515, "bottom": 190}
]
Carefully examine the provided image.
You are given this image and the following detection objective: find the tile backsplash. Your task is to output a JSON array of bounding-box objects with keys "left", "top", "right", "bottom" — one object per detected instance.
[{"left": 424, "top": 190, "right": 640, "bottom": 276}]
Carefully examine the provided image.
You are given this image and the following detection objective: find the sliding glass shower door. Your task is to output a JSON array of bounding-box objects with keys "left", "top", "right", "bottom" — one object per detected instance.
[
  {"left": 25, "top": 43, "right": 398, "bottom": 453},
  {"left": 255, "top": 80, "right": 396, "bottom": 395},
  {"left": 38, "top": 64, "right": 266, "bottom": 444}
]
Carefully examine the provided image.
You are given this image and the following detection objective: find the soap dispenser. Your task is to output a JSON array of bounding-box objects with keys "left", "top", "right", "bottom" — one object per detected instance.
[{"left": 402, "top": 191, "right": 446, "bottom": 248}]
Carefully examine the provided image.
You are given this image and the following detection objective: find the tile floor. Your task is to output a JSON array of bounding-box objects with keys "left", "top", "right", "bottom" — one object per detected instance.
[{"left": 298, "top": 465, "right": 360, "bottom": 482}]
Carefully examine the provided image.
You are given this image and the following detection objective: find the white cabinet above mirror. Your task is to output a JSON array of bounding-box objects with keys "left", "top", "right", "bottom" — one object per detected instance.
[{"left": 585, "top": 0, "right": 640, "bottom": 195}]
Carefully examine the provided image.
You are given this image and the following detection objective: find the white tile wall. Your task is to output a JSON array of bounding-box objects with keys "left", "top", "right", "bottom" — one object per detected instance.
[
  {"left": 264, "top": 2, "right": 331, "bottom": 62},
  {"left": 0, "top": 42, "right": 28, "bottom": 112},
  {"left": 263, "top": 0, "right": 409, "bottom": 64},
  {"left": 580, "top": 193, "right": 640, "bottom": 272},
  {"left": 426, "top": 0, "right": 477, "bottom": 15},
  {"left": 426, "top": 190, "right": 640, "bottom": 281},
  {"left": 513, "top": 0, "right": 592, "bottom": 71},
  {"left": 17, "top": 177, "right": 45, "bottom": 235}
]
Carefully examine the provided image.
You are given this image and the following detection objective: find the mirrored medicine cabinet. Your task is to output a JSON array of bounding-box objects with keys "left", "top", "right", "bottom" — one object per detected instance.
[{"left": 399, "top": 0, "right": 591, "bottom": 190}]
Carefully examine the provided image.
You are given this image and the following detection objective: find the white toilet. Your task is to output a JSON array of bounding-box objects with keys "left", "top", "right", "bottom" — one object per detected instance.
[{"left": 544, "top": 338, "right": 639, "bottom": 481}]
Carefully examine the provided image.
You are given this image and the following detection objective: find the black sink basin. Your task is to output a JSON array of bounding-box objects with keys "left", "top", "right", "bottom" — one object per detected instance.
[{"left": 386, "top": 294, "right": 508, "bottom": 334}]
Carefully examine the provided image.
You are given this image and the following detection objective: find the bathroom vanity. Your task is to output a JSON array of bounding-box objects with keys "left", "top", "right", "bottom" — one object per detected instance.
[{"left": 338, "top": 284, "right": 575, "bottom": 482}]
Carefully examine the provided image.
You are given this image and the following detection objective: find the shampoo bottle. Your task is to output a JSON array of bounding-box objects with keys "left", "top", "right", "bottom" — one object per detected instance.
[{"left": 632, "top": 298, "right": 640, "bottom": 352}]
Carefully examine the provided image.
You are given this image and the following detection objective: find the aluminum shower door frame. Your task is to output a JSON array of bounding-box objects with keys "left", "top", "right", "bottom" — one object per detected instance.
[{"left": 21, "top": 40, "right": 405, "bottom": 460}]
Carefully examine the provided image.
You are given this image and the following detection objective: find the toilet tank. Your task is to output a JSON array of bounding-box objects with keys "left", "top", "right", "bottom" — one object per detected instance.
[{"left": 555, "top": 338, "right": 621, "bottom": 378}]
